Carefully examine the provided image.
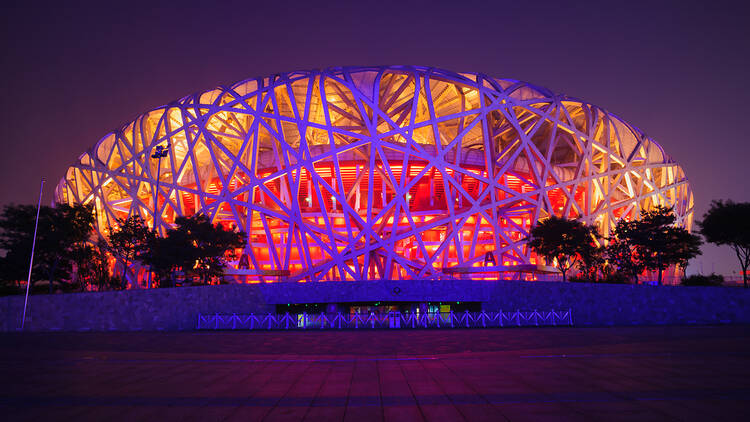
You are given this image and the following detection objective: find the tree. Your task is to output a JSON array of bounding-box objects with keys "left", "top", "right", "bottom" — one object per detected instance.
[
  {"left": 527, "top": 216, "right": 597, "bottom": 282},
  {"left": 0, "top": 203, "right": 95, "bottom": 292},
  {"left": 577, "top": 243, "right": 605, "bottom": 282},
  {"left": 70, "top": 240, "right": 118, "bottom": 291},
  {"left": 182, "top": 215, "right": 246, "bottom": 283},
  {"left": 663, "top": 227, "right": 703, "bottom": 278},
  {"left": 141, "top": 214, "right": 246, "bottom": 286},
  {"left": 108, "top": 215, "right": 154, "bottom": 289},
  {"left": 614, "top": 206, "right": 702, "bottom": 285},
  {"left": 142, "top": 229, "right": 194, "bottom": 288},
  {"left": 606, "top": 220, "right": 646, "bottom": 282},
  {"left": 699, "top": 200, "right": 750, "bottom": 288}
]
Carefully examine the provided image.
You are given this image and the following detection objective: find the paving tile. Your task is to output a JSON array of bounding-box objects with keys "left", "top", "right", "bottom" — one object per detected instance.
[
  {"left": 302, "top": 405, "right": 346, "bottom": 421},
  {"left": 383, "top": 405, "right": 424, "bottom": 422},
  {"left": 3, "top": 326, "right": 750, "bottom": 421},
  {"left": 495, "top": 402, "right": 586, "bottom": 422},
  {"left": 224, "top": 405, "right": 274, "bottom": 422},
  {"left": 637, "top": 399, "right": 716, "bottom": 421}
]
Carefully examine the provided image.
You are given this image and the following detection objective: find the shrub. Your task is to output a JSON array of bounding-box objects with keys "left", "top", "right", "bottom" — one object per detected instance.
[
  {"left": 681, "top": 273, "right": 724, "bottom": 286},
  {"left": 0, "top": 283, "right": 21, "bottom": 296},
  {"left": 568, "top": 272, "right": 631, "bottom": 284},
  {"left": 599, "top": 272, "right": 632, "bottom": 284}
]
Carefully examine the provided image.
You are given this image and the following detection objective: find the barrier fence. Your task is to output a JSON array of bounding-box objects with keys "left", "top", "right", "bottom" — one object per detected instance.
[{"left": 196, "top": 309, "right": 573, "bottom": 330}]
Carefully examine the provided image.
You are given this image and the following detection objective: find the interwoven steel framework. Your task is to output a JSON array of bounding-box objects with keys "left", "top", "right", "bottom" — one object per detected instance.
[{"left": 55, "top": 66, "right": 693, "bottom": 282}]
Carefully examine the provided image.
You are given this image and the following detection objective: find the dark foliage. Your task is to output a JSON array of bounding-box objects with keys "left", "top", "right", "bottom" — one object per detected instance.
[
  {"left": 108, "top": 216, "right": 154, "bottom": 289},
  {"left": 569, "top": 271, "right": 631, "bottom": 284},
  {"left": 577, "top": 244, "right": 605, "bottom": 282},
  {"left": 70, "top": 241, "right": 119, "bottom": 291},
  {"left": 141, "top": 214, "right": 246, "bottom": 286},
  {"left": 0, "top": 203, "right": 95, "bottom": 292},
  {"left": 610, "top": 206, "right": 702, "bottom": 285},
  {"left": 681, "top": 273, "right": 724, "bottom": 286},
  {"left": 699, "top": 200, "right": 750, "bottom": 288},
  {"left": 527, "top": 216, "right": 598, "bottom": 282}
]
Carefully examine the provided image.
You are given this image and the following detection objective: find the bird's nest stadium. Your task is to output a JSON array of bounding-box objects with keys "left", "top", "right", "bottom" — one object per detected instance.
[{"left": 55, "top": 66, "right": 693, "bottom": 285}]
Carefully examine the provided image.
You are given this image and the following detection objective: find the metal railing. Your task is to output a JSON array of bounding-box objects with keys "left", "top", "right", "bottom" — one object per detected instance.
[{"left": 196, "top": 309, "right": 573, "bottom": 330}]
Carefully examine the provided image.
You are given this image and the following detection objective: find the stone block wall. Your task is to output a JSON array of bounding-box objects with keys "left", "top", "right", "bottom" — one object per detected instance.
[
  {"left": 2, "top": 280, "right": 749, "bottom": 331},
  {"left": 1, "top": 284, "right": 273, "bottom": 332},
  {"left": 483, "top": 282, "right": 750, "bottom": 326}
]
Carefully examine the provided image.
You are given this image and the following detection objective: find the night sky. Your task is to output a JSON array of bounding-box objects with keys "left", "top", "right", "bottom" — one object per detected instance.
[{"left": 1, "top": 1, "right": 748, "bottom": 275}]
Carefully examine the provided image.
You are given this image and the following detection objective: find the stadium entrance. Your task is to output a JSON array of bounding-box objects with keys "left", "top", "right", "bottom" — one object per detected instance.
[{"left": 276, "top": 301, "right": 481, "bottom": 317}]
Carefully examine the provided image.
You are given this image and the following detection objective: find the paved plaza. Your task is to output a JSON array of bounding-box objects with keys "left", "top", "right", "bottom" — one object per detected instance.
[{"left": 1, "top": 325, "right": 749, "bottom": 421}]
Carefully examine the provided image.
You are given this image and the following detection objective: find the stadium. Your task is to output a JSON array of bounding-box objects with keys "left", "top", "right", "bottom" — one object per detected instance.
[{"left": 55, "top": 66, "right": 693, "bottom": 288}]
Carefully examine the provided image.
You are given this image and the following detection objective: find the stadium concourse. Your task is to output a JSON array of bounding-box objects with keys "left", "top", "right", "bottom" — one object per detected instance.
[{"left": 2, "top": 326, "right": 749, "bottom": 421}]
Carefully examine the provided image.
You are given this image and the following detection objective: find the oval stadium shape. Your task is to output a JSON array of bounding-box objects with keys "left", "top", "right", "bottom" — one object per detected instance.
[{"left": 55, "top": 66, "right": 693, "bottom": 282}]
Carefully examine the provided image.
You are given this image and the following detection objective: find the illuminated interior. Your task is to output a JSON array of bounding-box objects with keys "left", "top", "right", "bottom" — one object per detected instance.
[{"left": 55, "top": 66, "right": 693, "bottom": 283}]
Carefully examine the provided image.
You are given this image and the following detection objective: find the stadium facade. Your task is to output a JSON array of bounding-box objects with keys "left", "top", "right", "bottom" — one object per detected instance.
[{"left": 55, "top": 66, "right": 693, "bottom": 287}]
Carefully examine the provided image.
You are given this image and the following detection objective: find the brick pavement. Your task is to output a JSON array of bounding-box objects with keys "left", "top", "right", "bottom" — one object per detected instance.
[{"left": 1, "top": 326, "right": 749, "bottom": 421}]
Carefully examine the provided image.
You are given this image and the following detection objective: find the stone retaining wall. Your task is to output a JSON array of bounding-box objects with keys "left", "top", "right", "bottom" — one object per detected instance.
[{"left": 2, "top": 280, "right": 749, "bottom": 331}]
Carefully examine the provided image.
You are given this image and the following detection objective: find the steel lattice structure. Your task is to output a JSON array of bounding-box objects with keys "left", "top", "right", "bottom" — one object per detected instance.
[{"left": 55, "top": 66, "right": 693, "bottom": 282}]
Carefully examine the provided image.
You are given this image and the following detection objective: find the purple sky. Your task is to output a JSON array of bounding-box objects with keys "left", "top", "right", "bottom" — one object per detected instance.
[{"left": 1, "top": 1, "right": 748, "bottom": 276}]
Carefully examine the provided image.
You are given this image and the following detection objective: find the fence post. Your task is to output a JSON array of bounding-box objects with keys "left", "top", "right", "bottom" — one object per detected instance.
[
  {"left": 303, "top": 312, "right": 307, "bottom": 330},
  {"left": 569, "top": 308, "right": 573, "bottom": 326},
  {"left": 215, "top": 312, "right": 219, "bottom": 329}
]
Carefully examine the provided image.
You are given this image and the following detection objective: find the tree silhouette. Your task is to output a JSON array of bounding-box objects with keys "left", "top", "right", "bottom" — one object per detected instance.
[
  {"left": 70, "top": 240, "right": 118, "bottom": 291},
  {"left": 0, "top": 203, "right": 94, "bottom": 292},
  {"left": 108, "top": 216, "right": 154, "bottom": 289},
  {"left": 605, "top": 222, "right": 646, "bottom": 283},
  {"left": 614, "top": 206, "right": 702, "bottom": 285},
  {"left": 141, "top": 214, "right": 246, "bottom": 286},
  {"left": 699, "top": 200, "right": 750, "bottom": 288},
  {"left": 527, "top": 216, "right": 597, "bottom": 282}
]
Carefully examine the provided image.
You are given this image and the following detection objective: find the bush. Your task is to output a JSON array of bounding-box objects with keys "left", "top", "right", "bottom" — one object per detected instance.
[
  {"left": 569, "top": 272, "right": 632, "bottom": 284},
  {"left": 681, "top": 273, "right": 724, "bottom": 286},
  {"left": 599, "top": 272, "right": 632, "bottom": 284},
  {"left": 0, "top": 283, "right": 22, "bottom": 296}
]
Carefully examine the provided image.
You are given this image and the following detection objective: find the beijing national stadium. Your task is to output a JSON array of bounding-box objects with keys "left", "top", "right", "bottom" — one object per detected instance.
[{"left": 54, "top": 65, "right": 693, "bottom": 286}]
